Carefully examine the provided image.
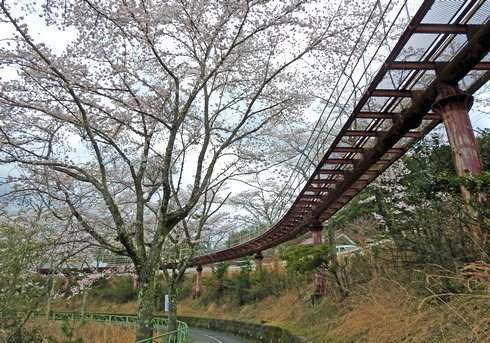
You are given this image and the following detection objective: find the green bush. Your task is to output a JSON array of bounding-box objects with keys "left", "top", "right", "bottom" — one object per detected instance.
[
  {"left": 4, "top": 327, "right": 45, "bottom": 343},
  {"left": 91, "top": 277, "right": 137, "bottom": 304},
  {"left": 200, "top": 261, "right": 292, "bottom": 306},
  {"left": 201, "top": 263, "right": 230, "bottom": 305},
  {"left": 231, "top": 262, "right": 252, "bottom": 306},
  {"left": 249, "top": 268, "right": 289, "bottom": 302}
]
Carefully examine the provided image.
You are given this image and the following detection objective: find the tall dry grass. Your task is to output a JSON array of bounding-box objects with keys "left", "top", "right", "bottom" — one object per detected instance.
[
  {"left": 332, "top": 278, "right": 490, "bottom": 343},
  {"left": 53, "top": 298, "right": 138, "bottom": 314},
  {"left": 179, "top": 276, "right": 490, "bottom": 343},
  {"left": 30, "top": 320, "right": 135, "bottom": 343}
]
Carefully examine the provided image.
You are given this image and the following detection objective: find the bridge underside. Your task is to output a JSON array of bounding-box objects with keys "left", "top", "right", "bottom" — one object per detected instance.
[{"left": 192, "top": 0, "right": 490, "bottom": 266}]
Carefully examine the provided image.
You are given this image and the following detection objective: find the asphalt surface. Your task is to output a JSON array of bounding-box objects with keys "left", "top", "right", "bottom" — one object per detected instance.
[{"left": 189, "top": 327, "right": 254, "bottom": 343}]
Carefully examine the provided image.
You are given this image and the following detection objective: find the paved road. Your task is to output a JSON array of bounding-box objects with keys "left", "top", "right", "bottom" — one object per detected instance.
[{"left": 189, "top": 327, "right": 254, "bottom": 343}]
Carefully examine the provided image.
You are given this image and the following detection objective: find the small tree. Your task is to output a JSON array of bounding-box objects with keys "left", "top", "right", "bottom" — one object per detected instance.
[
  {"left": 232, "top": 261, "right": 252, "bottom": 306},
  {"left": 281, "top": 243, "right": 349, "bottom": 298},
  {"left": 0, "top": 212, "right": 72, "bottom": 342},
  {"left": 0, "top": 223, "right": 42, "bottom": 340},
  {"left": 372, "top": 131, "right": 490, "bottom": 266}
]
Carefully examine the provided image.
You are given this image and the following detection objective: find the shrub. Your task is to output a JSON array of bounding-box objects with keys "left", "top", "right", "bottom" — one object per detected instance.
[
  {"left": 201, "top": 263, "right": 230, "bottom": 305},
  {"left": 91, "top": 277, "right": 137, "bottom": 304},
  {"left": 4, "top": 327, "right": 45, "bottom": 343},
  {"left": 199, "top": 261, "right": 293, "bottom": 306},
  {"left": 231, "top": 262, "right": 252, "bottom": 306}
]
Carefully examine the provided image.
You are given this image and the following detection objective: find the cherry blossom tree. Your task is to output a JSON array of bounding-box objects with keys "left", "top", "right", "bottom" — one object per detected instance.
[
  {"left": 230, "top": 176, "right": 288, "bottom": 231},
  {"left": 0, "top": 0, "right": 375, "bottom": 339}
]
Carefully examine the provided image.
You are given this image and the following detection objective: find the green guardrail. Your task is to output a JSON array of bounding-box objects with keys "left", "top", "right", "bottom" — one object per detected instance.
[
  {"left": 135, "top": 328, "right": 187, "bottom": 343},
  {"left": 39, "top": 311, "right": 188, "bottom": 343}
]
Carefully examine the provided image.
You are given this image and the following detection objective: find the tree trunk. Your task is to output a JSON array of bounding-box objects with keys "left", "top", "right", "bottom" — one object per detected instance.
[
  {"left": 374, "top": 189, "right": 405, "bottom": 258},
  {"left": 80, "top": 289, "right": 88, "bottom": 319},
  {"left": 327, "top": 227, "right": 349, "bottom": 298},
  {"left": 135, "top": 273, "right": 156, "bottom": 341},
  {"left": 167, "top": 285, "right": 178, "bottom": 333},
  {"left": 45, "top": 276, "right": 55, "bottom": 319}
]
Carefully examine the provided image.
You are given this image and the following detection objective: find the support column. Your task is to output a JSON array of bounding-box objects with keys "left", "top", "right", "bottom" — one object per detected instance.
[
  {"left": 432, "top": 83, "right": 482, "bottom": 199},
  {"left": 254, "top": 251, "right": 264, "bottom": 271},
  {"left": 63, "top": 275, "right": 70, "bottom": 291},
  {"left": 132, "top": 275, "right": 139, "bottom": 290},
  {"left": 310, "top": 223, "right": 326, "bottom": 300},
  {"left": 311, "top": 227, "right": 323, "bottom": 246},
  {"left": 432, "top": 83, "right": 485, "bottom": 251},
  {"left": 193, "top": 265, "right": 203, "bottom": 299}
]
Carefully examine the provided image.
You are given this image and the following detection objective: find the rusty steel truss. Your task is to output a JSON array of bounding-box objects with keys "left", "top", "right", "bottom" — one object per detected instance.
[{"left": 192, "top": 0, "right": 490, "bottom": 266}]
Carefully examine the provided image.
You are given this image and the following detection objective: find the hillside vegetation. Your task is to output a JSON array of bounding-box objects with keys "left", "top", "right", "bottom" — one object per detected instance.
[
  {"left": 51, "top": 254, "right": 490, "bottom": 343},
  {"left": 4, "top": 133, "right": 489, "bottom": 342},
  {"left": 47, "top": 132, "right": 490, "bottom": 343}
]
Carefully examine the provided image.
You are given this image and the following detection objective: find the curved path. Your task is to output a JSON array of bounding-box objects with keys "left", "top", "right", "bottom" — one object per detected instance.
[{"left": 189, "top": 327, "right": 253, "bottom": 343}]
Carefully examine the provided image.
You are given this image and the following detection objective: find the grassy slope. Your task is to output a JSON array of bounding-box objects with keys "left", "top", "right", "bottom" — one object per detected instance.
[
  {"left": 53, "top": 276, "right": 490, "bottom": 343},
  {"left": 177, "top": 278, "right": 490, "bottom": 343}
]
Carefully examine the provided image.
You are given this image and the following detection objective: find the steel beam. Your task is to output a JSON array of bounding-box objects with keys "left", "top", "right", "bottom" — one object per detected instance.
[
  {"left": 345, "top": 130, "right": 379, "bottom": 137},
  {"left": 403, "top": 131, "right": 422, "bottom": 138},
  {"left": 302, "top": 194, "right": 323, "bottom": 199},
  {"left": 306, "top": 186, "right": 334, "bottom": 192},
  {"left": 389, "top": 61, "right": 490, "bottom": 70},
  {"left": 414, "top": 23, "right": 480, "bottom": 34},
  {"left": 364, "top": 170, "right": 379, "bottom": 176},
  {"left": 332, "top": 147, "right": 364, "bottom": 153},
  {"left": 311, "top": 179, "right": 337, "bottom": 185},
  {"left": 356, "top": 111, "right": 441, "bottom": 120},
  {"left": 356, "top": 112, "right": 394, "bottom": 119},
  {"left": 371, "top": 89, "right": 413, "bottom": 97},
  {"left": 318, "top": 169, "right": 349, "bottom": 175},
  {"left": 324, "top": 158, "right": 356, "bottom": 164}
]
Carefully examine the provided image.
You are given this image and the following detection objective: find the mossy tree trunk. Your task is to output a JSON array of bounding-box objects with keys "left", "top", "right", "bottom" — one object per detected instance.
[
  {"left": 45, "top": 276, "right": 55, "bottom": 319},
  {"left": 80, "top": 288, "right": 88, "bottom": 319},
  {"left": 327, "top": 226, "right": 349, "bottom": 298},
  {"left": 135, "top": 269, "right": 157, "bottom": 342},
  {"left": 163, "top": 266, "right": 189, "bottom": 336},
  {"left": 167, "top": 285, "right": 178, "bottom": 333}
]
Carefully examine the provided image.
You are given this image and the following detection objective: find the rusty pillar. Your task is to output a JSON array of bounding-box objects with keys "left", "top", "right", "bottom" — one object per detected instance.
[
  {"left": 63, "top": 275, "right": 70, "bottom": 291},
  {"left": 254, "top": 251, "right": 264, "bottom": 271},
  {"left": 432, "top": 83, "right": 485, "bottom": 251},
  {"left": 193, "top": 265, "right": 203, "bottom": 299},
  {"left": 132, "top": 275, "right": 139, "bottom": 290},
  {"left": 433, "top": 83, "right": 482, "bottom": 197},
  {"left": 312, "top": 229, "right": 323, "bottom": 246},
  {"left": 310, "top": 224, "right": 326, "bottom": 298}
]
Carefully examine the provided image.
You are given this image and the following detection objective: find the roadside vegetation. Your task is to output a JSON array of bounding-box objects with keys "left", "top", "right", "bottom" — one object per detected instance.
[
  {"left": 27, "top": 321, "right": 134, "bottom": 343},
  {"left": 36, "top": 131, "right": 490, "bottom": 343}
]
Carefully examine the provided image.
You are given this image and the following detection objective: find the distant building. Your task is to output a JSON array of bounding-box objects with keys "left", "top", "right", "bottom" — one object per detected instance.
[{"left": 300, "top": 232, "right": 356, "bottom": 246}]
